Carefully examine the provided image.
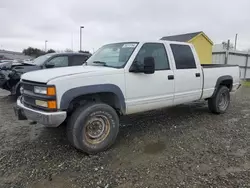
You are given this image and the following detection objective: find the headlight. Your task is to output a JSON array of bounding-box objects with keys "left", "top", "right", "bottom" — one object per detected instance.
[
  {"left": 34, "top": 86, "right": 47, "bottom": 95},
  {"left": 35, "top": 100, "right": 57, "bottom": 109},
  {"left": 35, "top": 100, "right": 48, "bottom": 107},
  {"left": 34, "top": 86, "right": 56, "bottom": 96}
]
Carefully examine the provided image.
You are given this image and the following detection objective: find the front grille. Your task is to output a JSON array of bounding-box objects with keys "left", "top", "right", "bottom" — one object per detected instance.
[
  {"left": 20, "top": 80, "right": 57, "bottom": 112},
  {"left": 23, "top": 95, "right": 35, "bottom": 106}
]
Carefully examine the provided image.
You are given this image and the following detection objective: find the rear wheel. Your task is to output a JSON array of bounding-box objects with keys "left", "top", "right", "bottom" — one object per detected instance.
[
  {"left": 67, "top": 102, "right": 119, "bottom": 154},
  {"left": 208, "top": 86, "right": 230, "bottom": 114}
]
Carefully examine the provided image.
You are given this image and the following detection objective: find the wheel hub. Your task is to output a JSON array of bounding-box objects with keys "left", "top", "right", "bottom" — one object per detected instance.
[
  {"left": 84, "top": 114, "right": 111, "bottom": 144},
  {"left": 86, "top": 118, "right": 105, "bottom": 139},
  {"left": 218, "top": 92, "right": 229, "bottom": 111}
]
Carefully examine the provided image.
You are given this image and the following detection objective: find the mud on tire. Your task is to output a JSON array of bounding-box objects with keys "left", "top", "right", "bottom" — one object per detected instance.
[
  {"left": 208, "top": 86, "right": 230, "bottom": 114},
  {"left": 67, "top": 102, "right": 119, "bottom": 154}
]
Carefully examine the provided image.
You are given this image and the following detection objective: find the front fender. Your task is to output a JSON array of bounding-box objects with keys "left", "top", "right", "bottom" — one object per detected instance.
[{"left": 60, "top": 84, "right": 126, "bottom": 113}]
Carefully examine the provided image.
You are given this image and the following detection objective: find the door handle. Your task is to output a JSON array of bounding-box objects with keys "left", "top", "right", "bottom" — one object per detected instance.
[
  {"left": 195, "top": 73, "right": 201, "bottom": 77},
  {"left": 168, "top": 75, "right": 174, "bottom": 80}
]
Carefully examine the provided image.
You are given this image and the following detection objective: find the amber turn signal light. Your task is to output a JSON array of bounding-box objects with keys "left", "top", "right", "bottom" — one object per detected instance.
[
  {"left": 48, "top": 101, "right": 57, "bottom": 109},
  {"left": 47, "top": 87, "right": 56, "bottom": 96}
]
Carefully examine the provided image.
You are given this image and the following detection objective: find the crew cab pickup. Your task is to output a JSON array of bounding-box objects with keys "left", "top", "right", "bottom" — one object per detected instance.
[
  {"left": 0, "top": 52, "right": 90, "bottom": 96},
  {"left": 14, "top": 41, "right": 241, "bottom": 154}
]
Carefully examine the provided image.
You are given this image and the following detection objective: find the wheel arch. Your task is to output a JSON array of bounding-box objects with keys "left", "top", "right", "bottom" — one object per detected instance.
[
  {"left": 211, "top": 75, "right": 233, "bottom": 97},
  {"left": 60, "top": 84, "right": 126, "bottom": 114}
]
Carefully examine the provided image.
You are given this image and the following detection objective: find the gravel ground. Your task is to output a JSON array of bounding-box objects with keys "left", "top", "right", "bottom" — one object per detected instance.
[{"left": 0, "top": 87, "right": 250, "bottom": 188}]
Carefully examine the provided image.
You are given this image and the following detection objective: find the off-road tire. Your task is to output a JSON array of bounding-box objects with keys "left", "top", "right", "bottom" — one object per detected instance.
[
  {"left": 67, "top": 102, "right": 119, "bottom": 154},
  {"left": 208, "top": 86, "right": 230, "bottom": 114}
]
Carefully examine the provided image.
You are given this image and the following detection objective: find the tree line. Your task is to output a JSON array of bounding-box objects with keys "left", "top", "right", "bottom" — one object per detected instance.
[
  {"left": 22, "top": 47, "right": 91, "bottom": 58},
  {"left": 22, "top": 47, "right": 56, "bottom": 57}
]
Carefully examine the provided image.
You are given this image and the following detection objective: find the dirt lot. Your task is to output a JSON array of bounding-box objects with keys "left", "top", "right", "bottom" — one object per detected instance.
[{"left": 0, "top": 87, "right": 250, "bottom": 188}]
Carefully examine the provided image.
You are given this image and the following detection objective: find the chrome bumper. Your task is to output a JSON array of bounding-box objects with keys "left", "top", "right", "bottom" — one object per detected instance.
[{"left": 15, "top": 98, "right": 67, "bottom": 127}]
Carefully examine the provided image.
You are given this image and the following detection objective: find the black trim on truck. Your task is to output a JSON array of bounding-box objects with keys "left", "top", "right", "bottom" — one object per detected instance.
[
  {"left": 211, "top": 75, "right": 233, "bottom": 97},
  {"left": 22, "top": 92, "right": 56, "bottom": 100},
  {"left": 22, "top": 79, "right": 47, "bottom": 86},
  {"left": 60, "top": 84, "right": 126, "bottom": 114},
  {"left": 201, "top": 64, "right": 239, "bottom": 68}
]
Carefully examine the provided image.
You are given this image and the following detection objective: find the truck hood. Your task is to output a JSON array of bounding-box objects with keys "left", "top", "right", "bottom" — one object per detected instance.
[{"left": 21, "top": 65, "right": 117, "bottom": 83}]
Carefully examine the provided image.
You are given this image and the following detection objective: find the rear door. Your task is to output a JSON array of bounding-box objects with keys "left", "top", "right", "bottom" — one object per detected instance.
[{"left": 170, "top": 44, "right": 202, "bottom": 105}]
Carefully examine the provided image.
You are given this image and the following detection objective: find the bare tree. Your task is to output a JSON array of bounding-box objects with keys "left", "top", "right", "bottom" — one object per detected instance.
[{"left": 222, "top": 41, "right": 234, "bottom": 50}]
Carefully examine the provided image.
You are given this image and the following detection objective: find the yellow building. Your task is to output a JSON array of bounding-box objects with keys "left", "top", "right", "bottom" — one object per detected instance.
[{"left": 161, "top": 31, "right": 213, "bottom": 64}]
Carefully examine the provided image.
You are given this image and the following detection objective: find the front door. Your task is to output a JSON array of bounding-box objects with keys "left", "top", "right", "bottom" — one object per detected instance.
[{"left": 125, "top": 43, "right": 175, "bottom": 114}]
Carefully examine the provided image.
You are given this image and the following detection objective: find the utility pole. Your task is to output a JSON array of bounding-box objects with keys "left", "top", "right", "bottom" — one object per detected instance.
[
  {"left": 45, "top": 40, "right": 48, "bottom": 52},
  {"left": 234, "top": 33, "right": 238, "bottom": 50},
  {"left": 227, "top": 39, "right": 230, "bottom": 51},
  {"left": 225, "top": 39, "right": 230, "bottom": 64},
  {"left": 80, "top": 26, "right": 84, "bottom": 51},
  {"left": 71, "top": 33, "right": 74, "bottom": 51}
]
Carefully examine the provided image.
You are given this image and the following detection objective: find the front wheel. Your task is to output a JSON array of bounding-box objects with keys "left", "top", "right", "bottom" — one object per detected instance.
[
  {"left": 67, "top": 103, "right": 119, "bottom": 154},
  {"left": 208, "top": 86, "right": 230, "bottom": 114}
]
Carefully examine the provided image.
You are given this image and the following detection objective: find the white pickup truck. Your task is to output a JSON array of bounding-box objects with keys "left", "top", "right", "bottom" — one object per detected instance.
[{"left": 14, "top": 40, "right": 241, "bottom": 154}]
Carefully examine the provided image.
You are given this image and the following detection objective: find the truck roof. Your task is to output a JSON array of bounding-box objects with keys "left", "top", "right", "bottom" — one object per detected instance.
[
  {"left": 107, "top": 40, "right": 192, "bottom": 46},
  {"left": 48, "top": 52, "right": 91, "bottom": 56}
]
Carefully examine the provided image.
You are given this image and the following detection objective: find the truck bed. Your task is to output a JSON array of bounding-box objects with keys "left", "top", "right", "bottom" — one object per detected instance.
[{"left": 201, "top": 64, "right": 240, "bottom": 99}]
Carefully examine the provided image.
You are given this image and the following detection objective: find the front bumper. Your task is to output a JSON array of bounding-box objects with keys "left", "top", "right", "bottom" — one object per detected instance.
[{"left": 14, "top": 98, "right": 67, "bottom": 127}]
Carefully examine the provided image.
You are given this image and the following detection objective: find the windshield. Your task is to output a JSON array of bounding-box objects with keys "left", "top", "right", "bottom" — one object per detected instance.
[
  {"left": 32, "top": 54, "right": 52, "bottom": 66},
  {"left": 87, "top": 42, "right": 138, "bottom": 68}
]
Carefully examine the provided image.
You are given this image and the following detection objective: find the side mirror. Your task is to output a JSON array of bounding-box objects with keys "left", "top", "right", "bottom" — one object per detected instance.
[
  {"left": 129, "top": 57, "right": 155, "bottom": 74},
  {"left": 143, "top": 57, "right": 155, "bottom": 74},
  {"left": 45, "top": 63, "right": 54, "bottom": 68}
]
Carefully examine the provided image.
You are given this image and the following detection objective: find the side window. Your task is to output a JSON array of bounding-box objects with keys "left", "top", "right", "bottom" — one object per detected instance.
[
  {"left": 170, "top": 44, "right": 196, "bottom": 69},
  {"left": 134, "top": 43, "right": 170, "bottom": 70},
  {"left": 47, "top": 56, "right": 69, "bottom": 68},
  {"left": 71, "top": 55, "right": 88, "bottom": 66}
]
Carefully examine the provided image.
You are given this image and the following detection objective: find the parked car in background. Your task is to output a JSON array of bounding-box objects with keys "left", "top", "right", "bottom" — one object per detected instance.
[
  {"left": 0, "top": 60, "right": 14, "bottom": 64},
  {"left": 0, "top": 60, "right": 14, "bottom": 69},
  {"left": 0, "top": 52, "right": 91, "bottom": 96},
  {"left": 14, "top": 40, "right": 240, "bottom": 154}
]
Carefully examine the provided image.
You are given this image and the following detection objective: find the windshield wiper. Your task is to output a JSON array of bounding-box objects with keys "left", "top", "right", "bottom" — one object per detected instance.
[
  {"left": 92, "top": 61, "right": 107, "bottom": 66},
  {"left": 91, "top": 61, "right": 118, "bottom": 68}
]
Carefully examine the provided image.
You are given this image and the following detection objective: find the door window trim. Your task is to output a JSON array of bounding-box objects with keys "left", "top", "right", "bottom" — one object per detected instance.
[
  {"left": 130, "top": 42, "right": 171, "bottom": 71},
  {"left": 46, "top": 55, "right": 69, "bottom": 67},
  {"left": 170, "top": 44, "right": 197, "bottom": 70}
]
